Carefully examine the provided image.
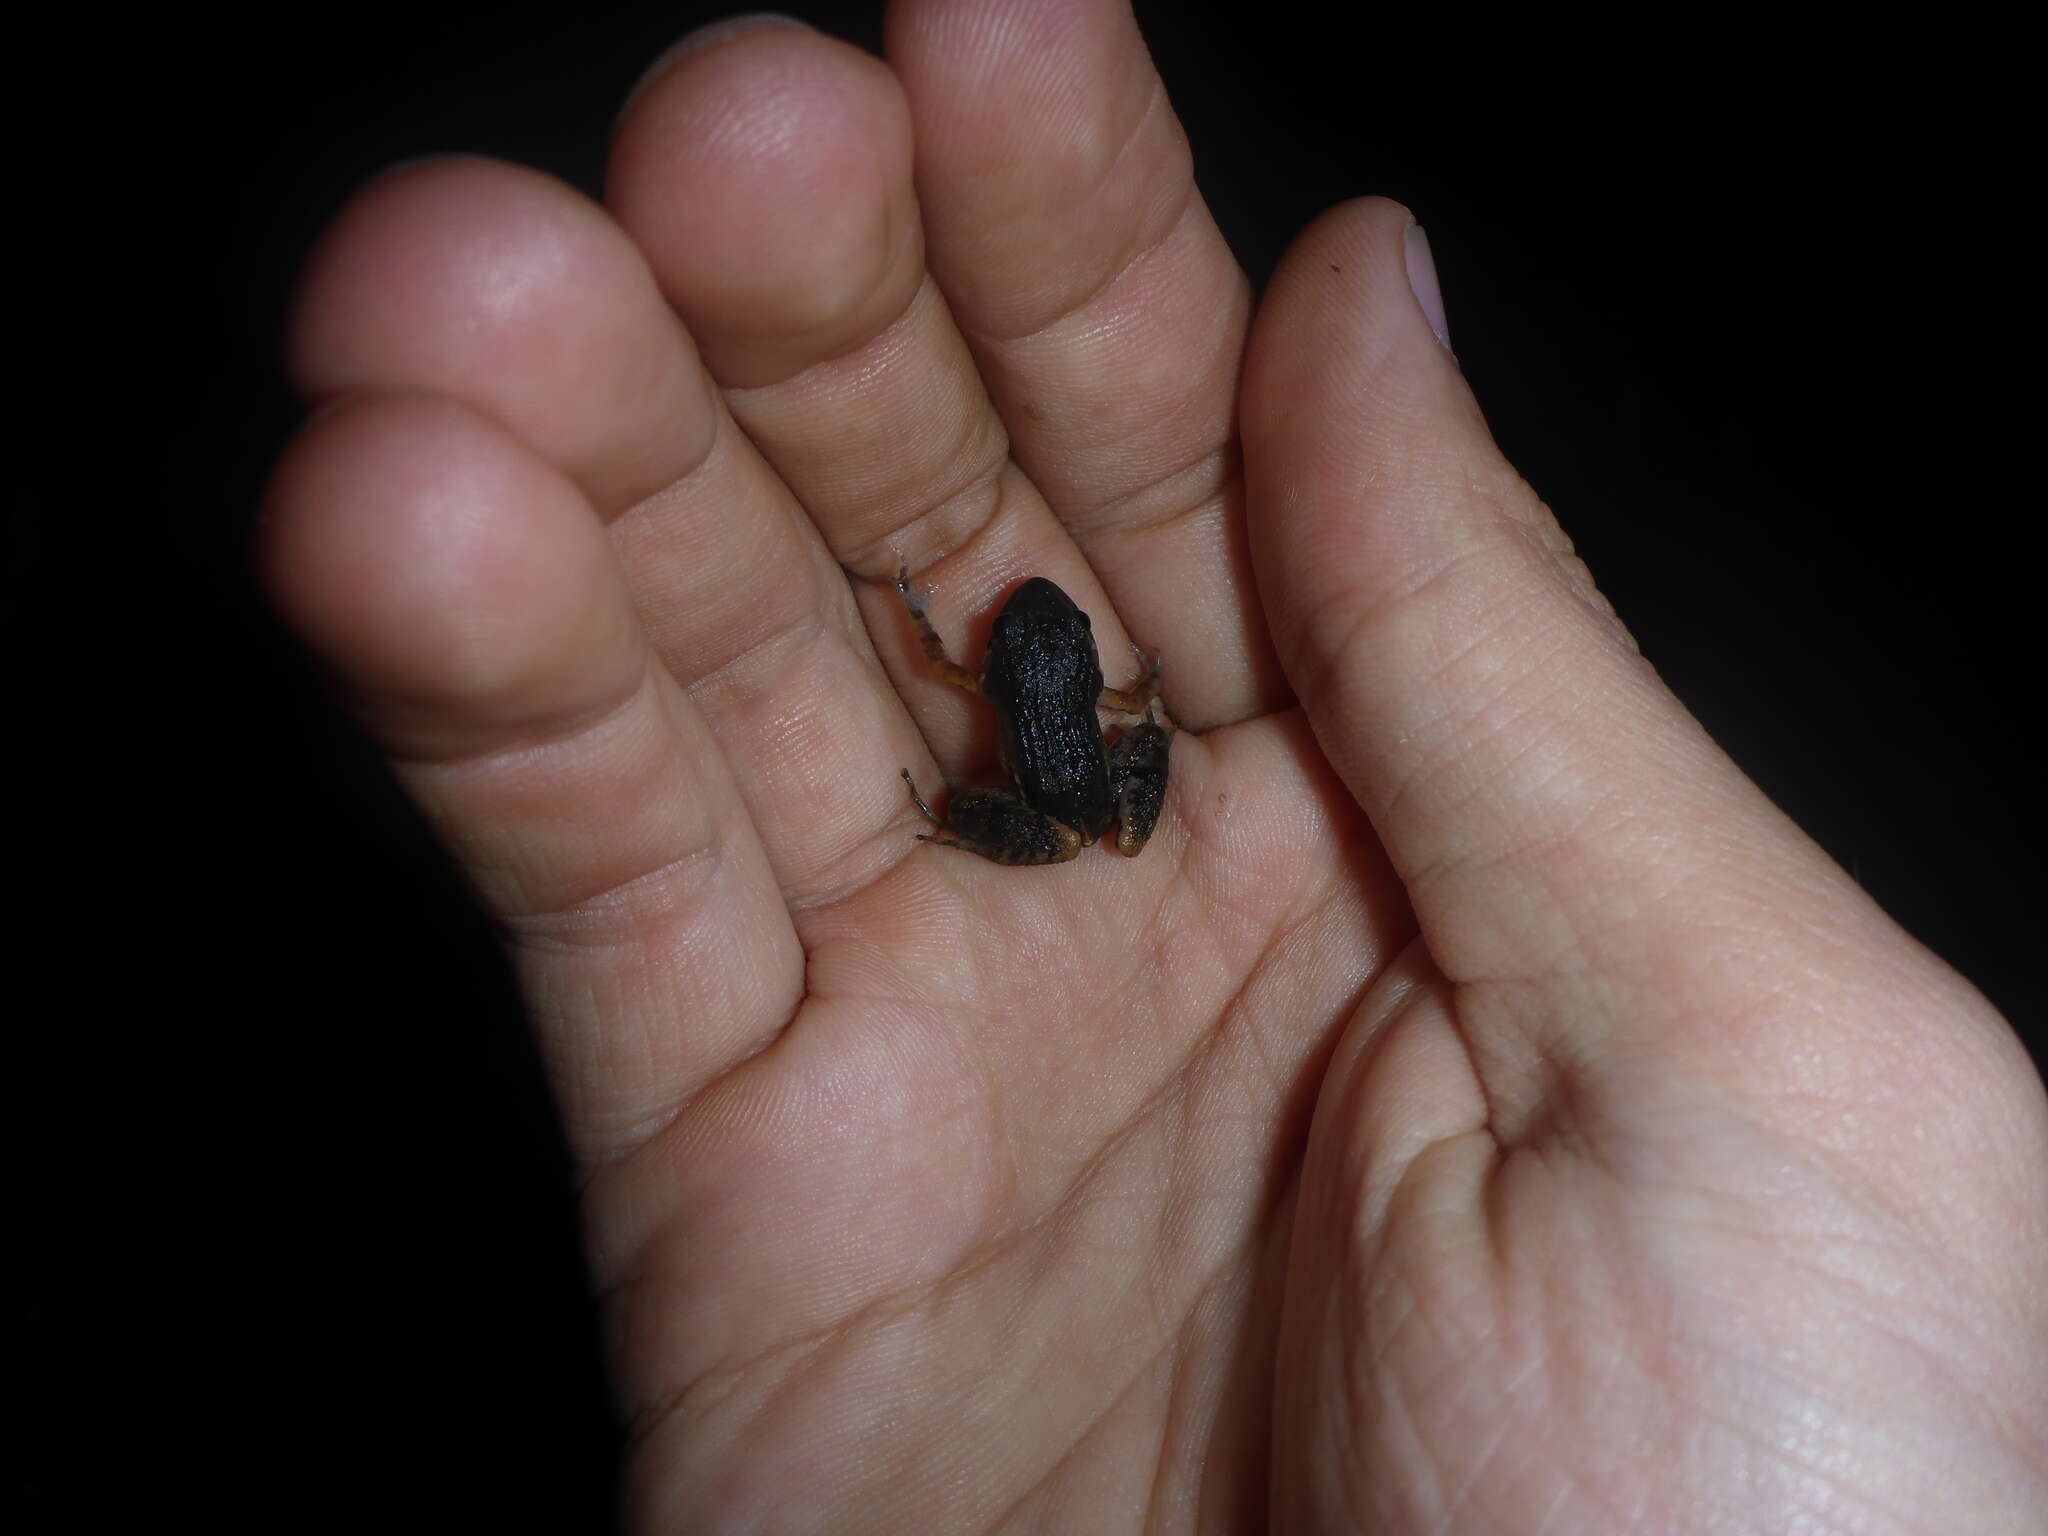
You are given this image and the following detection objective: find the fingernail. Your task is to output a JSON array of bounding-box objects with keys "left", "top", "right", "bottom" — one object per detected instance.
[
  {"left": 1404, "top": 224, "right": 1452, "bottom": 353},
  {"left": 619, "top": 14, "right": 815, "bottom": 123}
]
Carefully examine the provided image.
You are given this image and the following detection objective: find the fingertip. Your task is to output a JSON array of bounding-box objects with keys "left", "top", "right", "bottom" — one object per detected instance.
[
  {"left": 616, "top": 13, "right": 818, "bottom": 128},
  {"left": 609, "top": 20, "right": 922, "bottom": 387},
  {"left": 288, "top": 155, "right": 713, "bottom": 511},
  {"left": 261, "top": 394, "right": 643, "bottom": 753},
  {"left": 1247, "top": 197, "right": 1463, "bottom": 430}
]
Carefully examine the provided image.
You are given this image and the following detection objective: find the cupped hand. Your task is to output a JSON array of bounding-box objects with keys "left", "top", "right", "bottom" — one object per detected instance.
[{"left": 260, "top": 4, "right": 2048, "bottom": 1530}]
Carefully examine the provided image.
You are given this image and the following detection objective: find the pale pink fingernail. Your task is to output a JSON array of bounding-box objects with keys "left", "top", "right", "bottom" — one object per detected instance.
[{"left": 1404, "top": 223, "right": 1452, "bottom": 352}]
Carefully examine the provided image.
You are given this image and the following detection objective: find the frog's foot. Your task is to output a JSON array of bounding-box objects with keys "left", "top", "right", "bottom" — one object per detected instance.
[
  {"left": 898, "top": 773, "right": 1084, "bottom": 865},
  {"left": 898, "top": 769, "right": 975, "bottom": 855},
  {"left": 1099, "top": 645, "right": 1162, "bottom": 717},
  {"left": 901, "top": 778, "right": 967, "bottom": 854},
  {"left": 900, "top": 768, "right": 944, "bottom": 827},
  {"left": 891, "top": 552, "right": 928, "bottom": 621}
]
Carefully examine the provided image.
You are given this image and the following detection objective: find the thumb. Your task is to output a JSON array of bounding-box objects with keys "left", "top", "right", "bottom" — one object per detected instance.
[{"left": 1240, "top": 197, "right": 1985, "bottom": 1133}]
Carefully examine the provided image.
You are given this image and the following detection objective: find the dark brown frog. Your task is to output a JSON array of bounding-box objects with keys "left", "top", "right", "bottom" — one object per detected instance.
[{"left": 895, "top": 560, "right": 1170, "bottom": 865}]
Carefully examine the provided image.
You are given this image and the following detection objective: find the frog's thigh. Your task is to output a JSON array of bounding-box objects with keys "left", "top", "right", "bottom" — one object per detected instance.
[
  {"left": 1107, "top": 724, "right": 1171, "bottom": 857},
  {"left": 934, "top": 788, "right": 1085, "bottom": 865}
]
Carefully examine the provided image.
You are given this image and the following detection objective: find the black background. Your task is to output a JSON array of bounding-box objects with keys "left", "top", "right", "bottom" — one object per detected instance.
[{"left": 13, "top": 6, "right": 2041, "bottom": 1529}]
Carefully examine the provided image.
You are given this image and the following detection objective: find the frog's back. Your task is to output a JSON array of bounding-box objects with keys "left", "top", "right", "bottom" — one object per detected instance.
[{"left": 984, "top": 579, "right": 1112, "bottom": 836}]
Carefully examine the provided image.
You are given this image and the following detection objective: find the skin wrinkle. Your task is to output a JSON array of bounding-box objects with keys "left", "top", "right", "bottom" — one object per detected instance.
[
  {"left": 1165, "top": 757, "right": 1340, "bottom": 951},
  {"left": 623, "top": 879, "right": 1342, "bottom": 1512},
  {"left": 677, "top": 591, "right": 832, "bottom": 714},
  {"left": 1348, "top": 985, "right": 1495, "bottom": 1241},
  {"left": 851, "top": 454, "right": 1024, "bottom": 586},
  {"left": 574, "top": 988, "right": 988, "bottom": 1277},
  {"left": 1527, "top": 1478, "right": 1578, "bottom": 1536},
  {"left": 783, "top": 808, "right": 945, "bottom": 914},
  {"left": 979, "top": 177, "right": 1202, "bottom": 378},
  {"left": 1412, "top": 823, "right": 1611, "bottom": 982},
  {"left": 726, "top": 276, "right": 1015, "bottom": 529},
  {"left": 1141, "top": 1267, "right": 1269, "bottom": 1530},
  {"left": 376, "top": 632, "right": 656, "bottom": 777},
  {"left": 986, "top": 303, "right": 1244, "bottom": 554},
  {"left": 841, "top": 320, "right": 1239, "bottom": 623},
  {"left": 1708, "top": 1175, "right": 2036, "bottom": 1402},
  {"left": 1063, "top": 434, "right": 1242, "bottom": 544},
  {"left": 609, "top": 488, "right": 824, "bottom": 666},
  {"left": 1434, "top": 1319, "right": 1544, "bottom": 1528},
  {"left": 502, "top": 828, "right": 733, "bottom": 952},
  {"left": 1294, "top": 475, "right": 1581, "bottom": 692},
  {"left": 430, "top": 705, "right": 744, "bottom": 927},
  {"left": 531, "top": 932, "right": 799, "bottom": 1170},
  {"left": 1143, "top": 1317, "right": 1197, "bottom": 1535},
  {"left": 616, "top": 1154, "right": 994, "bottom": 1464},
  {"left": 1392, "top": 1269, "right": 1507, "bottom": 1531},
  {"left": 981, "top": 1319, "right": 1186, "bottom": 1533},
  {"left": 1217, "top": 919, "right": 1308, "bottom": 1110},
  {"left": 1417, "top": 696, "right": 1598, "bottom": 861},
  {"left": 1512, "top": 503, "right": 1626, "bottom": 631},
  {"left": 1268, "top": 898, "right": 1381, "bottom": 1091},
  {"left": 1329, "top": 1257, "right": 1400, "bottom": 1525},
  {"left": 1391, "top": 758, "right": 1731, "bottom": 989},
  {"left": 622, "top": 962, "right": 1132, "bottom": 1422},
  {"left": 1301, "top": 545, "right": 1509, "bottom": 801},
  {"left": 1679, "top": 1211, "right": 1977, "bottom": 1387},
  {"left": 597, "top": 379, "right": 728, "bottom": 530},
  {"left": 1400, "top": 545, "right": 1586, "bottom": 707},
  {"left": 1358, "top": 1214, "right": 1466, "bottom": 1525},
  {"left": 677, "top": 628, "right": 943, "bottom": 912},
  {"left": 927, "top": 62, "right": 1185, "bottom": 343},
  {"left": 630, "top": 1093, "right": 1169, "bottom": 1509},
  {"left": 1660, "top": 1379, "right": 1910, "bottom": 1535},
  {"left": 643, "top": 64, "right": 925, "bottom": 383},
  {"left": 1094, "top": 1228, "right": 1271, "bottom": 1528},
  {"left": 1523, "top": 1212, "right": 1959, "bottom": 1531},
  {"left": 953, "top": 95, "right": 1193, "bottom": 352}
]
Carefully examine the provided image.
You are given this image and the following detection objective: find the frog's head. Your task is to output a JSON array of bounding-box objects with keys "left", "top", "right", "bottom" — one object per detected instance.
[{"left": 1004, "top": 576, "right": 1090, "bottom": 627}]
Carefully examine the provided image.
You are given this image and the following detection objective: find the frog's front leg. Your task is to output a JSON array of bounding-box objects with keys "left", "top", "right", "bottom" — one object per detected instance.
[
  {"left": 893, "top": 556, "right": 981, "bottom": 694},
  {"left": 1099, "top": 645, "right": 1162, "bottom": 717},
  {"left": 900, "top": 772, "right": 1084, "bottom": 865}
]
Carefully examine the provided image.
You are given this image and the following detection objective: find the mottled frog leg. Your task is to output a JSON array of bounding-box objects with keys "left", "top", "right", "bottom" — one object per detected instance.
[
  {"left": 899, "top": 771, "right": 1084, "bottom": 866},
  {"left": 1105, "top": 702, "right": 1172, "bottom": 857},
  {"left": 893, "top": 555, "right": 981, "bottom": 694}
]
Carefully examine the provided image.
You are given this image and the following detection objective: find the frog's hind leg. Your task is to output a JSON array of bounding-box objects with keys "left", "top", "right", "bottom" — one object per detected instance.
[
  {"left": 893, "top": 555, "right": 981, "bottom": 695},
  {"left": 1106, "top": 704, "right": 1172, "bottom": 857},
  {"left": 898, "top": 772, "right": 1083, "bottom": 865}
]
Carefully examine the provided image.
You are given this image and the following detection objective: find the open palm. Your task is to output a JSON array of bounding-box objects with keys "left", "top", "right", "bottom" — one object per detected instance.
[{"left": 262, "top": 4, "right": 2047, "bottom": 1530}]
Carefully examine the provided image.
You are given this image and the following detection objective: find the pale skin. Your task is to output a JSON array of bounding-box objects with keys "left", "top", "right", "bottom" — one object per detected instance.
[{"left": 260, "top": 2, "right": 2048, "bottom": 1530}]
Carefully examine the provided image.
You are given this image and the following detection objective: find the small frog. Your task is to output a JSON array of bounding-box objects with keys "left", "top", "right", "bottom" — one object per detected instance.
[{"left": 895, "top": 559, "right": 1171, "bottom": 865}]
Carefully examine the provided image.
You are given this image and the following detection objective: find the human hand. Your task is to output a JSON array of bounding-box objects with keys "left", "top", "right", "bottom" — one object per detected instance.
[{"left": 260, "top": 3, "right": 2048, "bottom": 1529}]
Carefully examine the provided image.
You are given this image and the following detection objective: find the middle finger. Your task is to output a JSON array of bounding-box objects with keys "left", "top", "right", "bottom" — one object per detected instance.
[{"left": 609, "top": 4, "right": 1275, "bottom": 735}]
